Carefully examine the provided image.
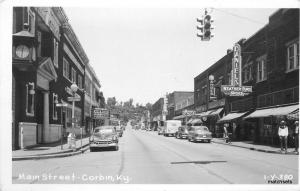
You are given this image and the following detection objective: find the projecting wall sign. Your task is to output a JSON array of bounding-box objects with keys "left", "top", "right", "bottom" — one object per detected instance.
[{"left": 221, "top": 43, "right": 252, "bottom": 97}]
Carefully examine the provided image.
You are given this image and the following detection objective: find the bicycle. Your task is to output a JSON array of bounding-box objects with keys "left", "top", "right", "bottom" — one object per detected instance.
[{"left": 224, "top": 133, "right": 232, "bottom": 144}]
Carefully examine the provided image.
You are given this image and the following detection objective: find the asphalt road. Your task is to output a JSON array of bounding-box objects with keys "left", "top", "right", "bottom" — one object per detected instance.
[{"left": 12, "top": 125, "right": 298, "bottom": 184}]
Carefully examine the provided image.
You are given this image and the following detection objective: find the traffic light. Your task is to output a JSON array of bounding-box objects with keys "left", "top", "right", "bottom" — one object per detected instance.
[{"left": 196, "top": 13, "right": 214, "bottom": 41}]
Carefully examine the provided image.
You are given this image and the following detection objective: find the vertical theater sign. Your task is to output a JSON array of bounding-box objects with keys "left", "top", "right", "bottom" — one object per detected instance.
[{"left": 221, "top": 43, "right": 252, "bottom": 96}]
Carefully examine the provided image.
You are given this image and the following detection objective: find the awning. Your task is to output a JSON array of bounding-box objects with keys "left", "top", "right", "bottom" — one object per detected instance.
[
  {"left": 244, "top": 104, "right": 299, "bottom": 119},
  {"left": 173, "top": 115, "right": 185, "bottom": 120},
  {"left": 209, "top": 108, "right": 224, "bottom": 116},
  {"left": 287, "top": 109, "right": 299, "bottom": 120},
  {"left": 218, "top": 112, "right": 248, "bottom": 123},
  {"left": 187, "top": 118, "right": 194, "bottom": 123},
  {"left": 187, "top": 118, "right": 202, "bottom": 124}
]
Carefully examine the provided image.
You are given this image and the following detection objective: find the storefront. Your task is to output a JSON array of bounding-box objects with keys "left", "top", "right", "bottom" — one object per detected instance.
[
  {"left": 217, "top": 111, "right": 254, "bottom": 140},
  {"left": 243, "top": 104, "right": 299, "bottom": 145}
]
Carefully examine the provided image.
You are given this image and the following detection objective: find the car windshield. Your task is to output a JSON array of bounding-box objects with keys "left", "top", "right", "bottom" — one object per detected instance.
[
  {"left": 94, "top": 127, "right": 114, "bottom": 133},
  {"left": 194, "top": 126, "right": 209, "bottom": 131}
]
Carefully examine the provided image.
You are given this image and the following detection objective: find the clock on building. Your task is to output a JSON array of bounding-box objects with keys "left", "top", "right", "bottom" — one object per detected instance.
[{"left": 15, "top": 45, "right": 30, "bottom": 59}]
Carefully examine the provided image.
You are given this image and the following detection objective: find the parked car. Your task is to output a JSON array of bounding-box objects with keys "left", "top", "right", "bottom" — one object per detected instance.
[
  {"left": 162, "top": 120, "right": 182, "bottom": 137},
  {"left": 175, "top": 126, "right": 189, "bottom": 139},
  {"left": 89, "top": 126, "right": 119, "bottom": 151},
  {"left": 187, "top": 125, "right": 212, "bottom": 143}
]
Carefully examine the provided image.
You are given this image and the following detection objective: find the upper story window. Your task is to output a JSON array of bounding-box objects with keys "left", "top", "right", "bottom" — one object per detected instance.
[
  {"left": 242, "top": 62, "right": 253, "bottom": 83},
  {"left": 13, "top": 7, "right": 35, "bottom": 35},
  {"left": 53, "top": 38, "right": 59, "bottom": 68},
  {"left": 78, "top": 75, "right": 83, "bottom": 89},
  {"left": 52, "top": 93, "right": 58, "bottom": 120},
  {"left": 256, "top": 55, "right": 267, "bottom": 83},
  {"left": 63, "top": 58, "right": 69, "bottom": 79},
  {"left": 25, "top": 82, "right": 35, "bottom": 116},
  {"left": 286, "top": 40, "right": 299, "bottom": 72},
  {"left": 71, "top": 68, "right": 76, "bottom": 83}
]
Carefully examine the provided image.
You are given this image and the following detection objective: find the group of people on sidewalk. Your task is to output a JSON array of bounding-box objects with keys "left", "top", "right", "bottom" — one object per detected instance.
[
  {"left": 278, "top": 120, "right": 298, "bottom": 154},
  {"left": 222, "top": 120, "right": 299, "bottom": 154}
]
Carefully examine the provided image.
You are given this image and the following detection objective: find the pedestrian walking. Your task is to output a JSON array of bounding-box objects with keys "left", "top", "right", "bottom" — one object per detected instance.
[
  {"left": 293, "top": 121, "right": 299, "bottom": 154},
  {"left": 223, "top": 123, "right": 230, "bottom": 143},
  {"left": 278, "top": 120, "right": 288, "bottom": 154}
]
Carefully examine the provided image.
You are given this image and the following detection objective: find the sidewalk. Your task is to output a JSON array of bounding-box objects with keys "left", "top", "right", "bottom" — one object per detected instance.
[
  {"left": 212, "top": 138, "right": 299, "bottom": 155},
  {"left": 12, "top": 137, "right": 90, "bottom": 161}
]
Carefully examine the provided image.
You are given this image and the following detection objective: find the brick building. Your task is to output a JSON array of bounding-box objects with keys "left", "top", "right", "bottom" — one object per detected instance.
[
  {"left": 12, "top": 7, "right": 104, "bottom": 150},
  {"left": 166, "top": 91, "right": 194, "bottom": 120},
  {"left": 194, "top": 9, "right": 299, "bottom": 144}
]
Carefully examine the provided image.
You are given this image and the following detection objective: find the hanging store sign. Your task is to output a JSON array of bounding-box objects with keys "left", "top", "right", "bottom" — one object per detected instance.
[
  {"left": 209, "top": 80, "right": 216, "bottom": 101},
  {"left": 183, "top": 110, "right": 196, "bottom": 116},
  {"left": 92, "top": 108, "right": 109, "bottom": 119},
  {"left": 232, "top": 43, "right": 242, "bottom": 87},
  {"left": 221, "top": 43, "right": 252, "bottom": 97},
  {"left": 221, "top": 85, "right": 252, "bottom": 96}
]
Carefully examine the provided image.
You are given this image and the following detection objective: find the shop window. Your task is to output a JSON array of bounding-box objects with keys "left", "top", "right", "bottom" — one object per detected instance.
[
  {"left": 256, "top": 56, "right": 267, "bottom": 83},
  {"left": 25, "top": 82, "right": 35, "bottom": 116},
  {"left": 242, "top": 62, "right": 253, "bottom": 83},
  {"left": 53, "top": 38, "right": 59, "bottom": 68},
  {"left": 52, "top": 93, "right": 58, "bottom": 120},
  {"left": 71, "top": 68, "right": 76, "bottom": 83},
  {"left": 78, "top": 75, "right": 83, "bottom": 89},
  {"left": 28, "top": 8, "right": 35, "bottom": 35},
  {"left": 286, "top": 41, "right": 299, "bottom": 72},
  {"left": 37, "top": 31, "right": 42, "bottom": 57},
  {"left": 63, "top": 58, "right": 69, "bottom": 79}
]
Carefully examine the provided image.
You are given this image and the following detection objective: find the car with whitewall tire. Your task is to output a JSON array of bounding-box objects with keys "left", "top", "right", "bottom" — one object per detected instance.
[{"left": 89, "top": 126, "right": 119, "bottom": 151}]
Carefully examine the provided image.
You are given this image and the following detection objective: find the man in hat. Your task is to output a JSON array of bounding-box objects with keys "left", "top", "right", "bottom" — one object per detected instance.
[
  {"left": 278, "top": 120, "right": 289, "bottom": 154},
  {"left": 293, "top": 121, "right": 299, "bottom": 154}
]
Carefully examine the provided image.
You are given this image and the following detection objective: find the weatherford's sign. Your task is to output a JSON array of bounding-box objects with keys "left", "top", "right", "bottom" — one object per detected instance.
[
  {"left": 221, "top": 85, "right": 252, "bottom": 96},
  {"left": 221, "top": 43, "right": 252, "bottom": 97}
]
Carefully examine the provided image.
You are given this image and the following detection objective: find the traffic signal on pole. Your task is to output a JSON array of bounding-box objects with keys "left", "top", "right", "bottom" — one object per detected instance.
[{"left": 196, "top": 13, "right": 214, "bottom": 41}]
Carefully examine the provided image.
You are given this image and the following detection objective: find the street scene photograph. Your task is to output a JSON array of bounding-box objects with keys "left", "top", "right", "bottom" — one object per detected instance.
[{"left": 0, "top": 1, "right": 299, "bottom": 190}]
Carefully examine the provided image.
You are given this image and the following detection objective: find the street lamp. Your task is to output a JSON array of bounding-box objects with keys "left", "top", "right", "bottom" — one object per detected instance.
[{"left": 70, "top": 83, "right": 78, "bottom": 149}]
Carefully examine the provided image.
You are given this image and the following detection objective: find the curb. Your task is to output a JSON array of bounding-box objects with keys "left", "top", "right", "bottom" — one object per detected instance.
[
  {"left": 12, "top": 143, "right": 90, "bottom": 161},
  {"left": 211, "top": 140, "right": 281, "bottom": 154}
]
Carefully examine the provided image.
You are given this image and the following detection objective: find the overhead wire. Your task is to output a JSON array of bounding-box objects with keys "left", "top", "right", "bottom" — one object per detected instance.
[{"left": 211, "top": 8, "right": 266, "bottom": 25}]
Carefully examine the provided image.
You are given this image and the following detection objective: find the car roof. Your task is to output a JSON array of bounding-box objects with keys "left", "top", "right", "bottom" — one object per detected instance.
[{"left": 95, "top": 126, "right": 115, "bottom": 129}]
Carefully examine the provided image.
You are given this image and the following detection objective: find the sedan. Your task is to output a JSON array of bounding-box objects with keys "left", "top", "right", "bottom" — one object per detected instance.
[
  {"left": 175, "top": 126, "right": 189, "bottom": 139},
  {"left": 187, "top": 126, "right": 212, "bottom": 143},
  {"left": 89, "top": 126, "right": 119, "bottom": 151}
]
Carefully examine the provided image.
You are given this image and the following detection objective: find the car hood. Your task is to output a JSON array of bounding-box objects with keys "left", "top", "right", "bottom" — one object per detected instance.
[{"left": 94, "top": 133, "right": 115, "bottom": 139}]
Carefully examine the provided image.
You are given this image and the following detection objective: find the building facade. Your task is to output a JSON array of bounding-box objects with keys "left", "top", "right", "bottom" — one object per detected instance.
[
  {"left": 194, "top": 9, "right": 299, "bottom": 144},
  {"left": 166, "top": 91, "right": 194, "bottom": 120},
  {"left": 12, "top": 7, "right": 102, "bottom": 150}
]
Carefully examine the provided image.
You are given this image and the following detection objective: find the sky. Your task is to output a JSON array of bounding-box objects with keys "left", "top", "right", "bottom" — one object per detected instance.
[{"left": 63, "top": 7, "right": 277, "bottom": 105}]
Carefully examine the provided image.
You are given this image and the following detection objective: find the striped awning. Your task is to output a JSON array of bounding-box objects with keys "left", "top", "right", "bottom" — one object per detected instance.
[
  {"left": 173, "top": 115, "right": 185, "bottom": 120},
  {"left": 244, "top": 104, "right": 299, "bottom": 119},
  {"left": 287, "top": 109, "right": 299, "bottom": 120},
  {"left": 218, "top": 112, "right": 248, "bottom": 123}
]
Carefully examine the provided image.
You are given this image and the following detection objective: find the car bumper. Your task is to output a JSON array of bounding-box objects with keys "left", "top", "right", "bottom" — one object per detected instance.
[
  {"left": 90, "top": 141, "right": 118, "bottom": 148},
  {"left": 180, "top": 134, "right": 188, "bottom": 138},
  {"left": 193, "top": 137, "right": 212, "bottom": 141}
]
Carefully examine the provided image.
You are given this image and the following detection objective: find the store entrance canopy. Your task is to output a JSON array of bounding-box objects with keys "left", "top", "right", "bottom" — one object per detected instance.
[
  {"left": 218, "top": 112, "right": 248, "bottom": 123},
  {"left": 244, "top": 104, "right": 299, "bottom": 119}
]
